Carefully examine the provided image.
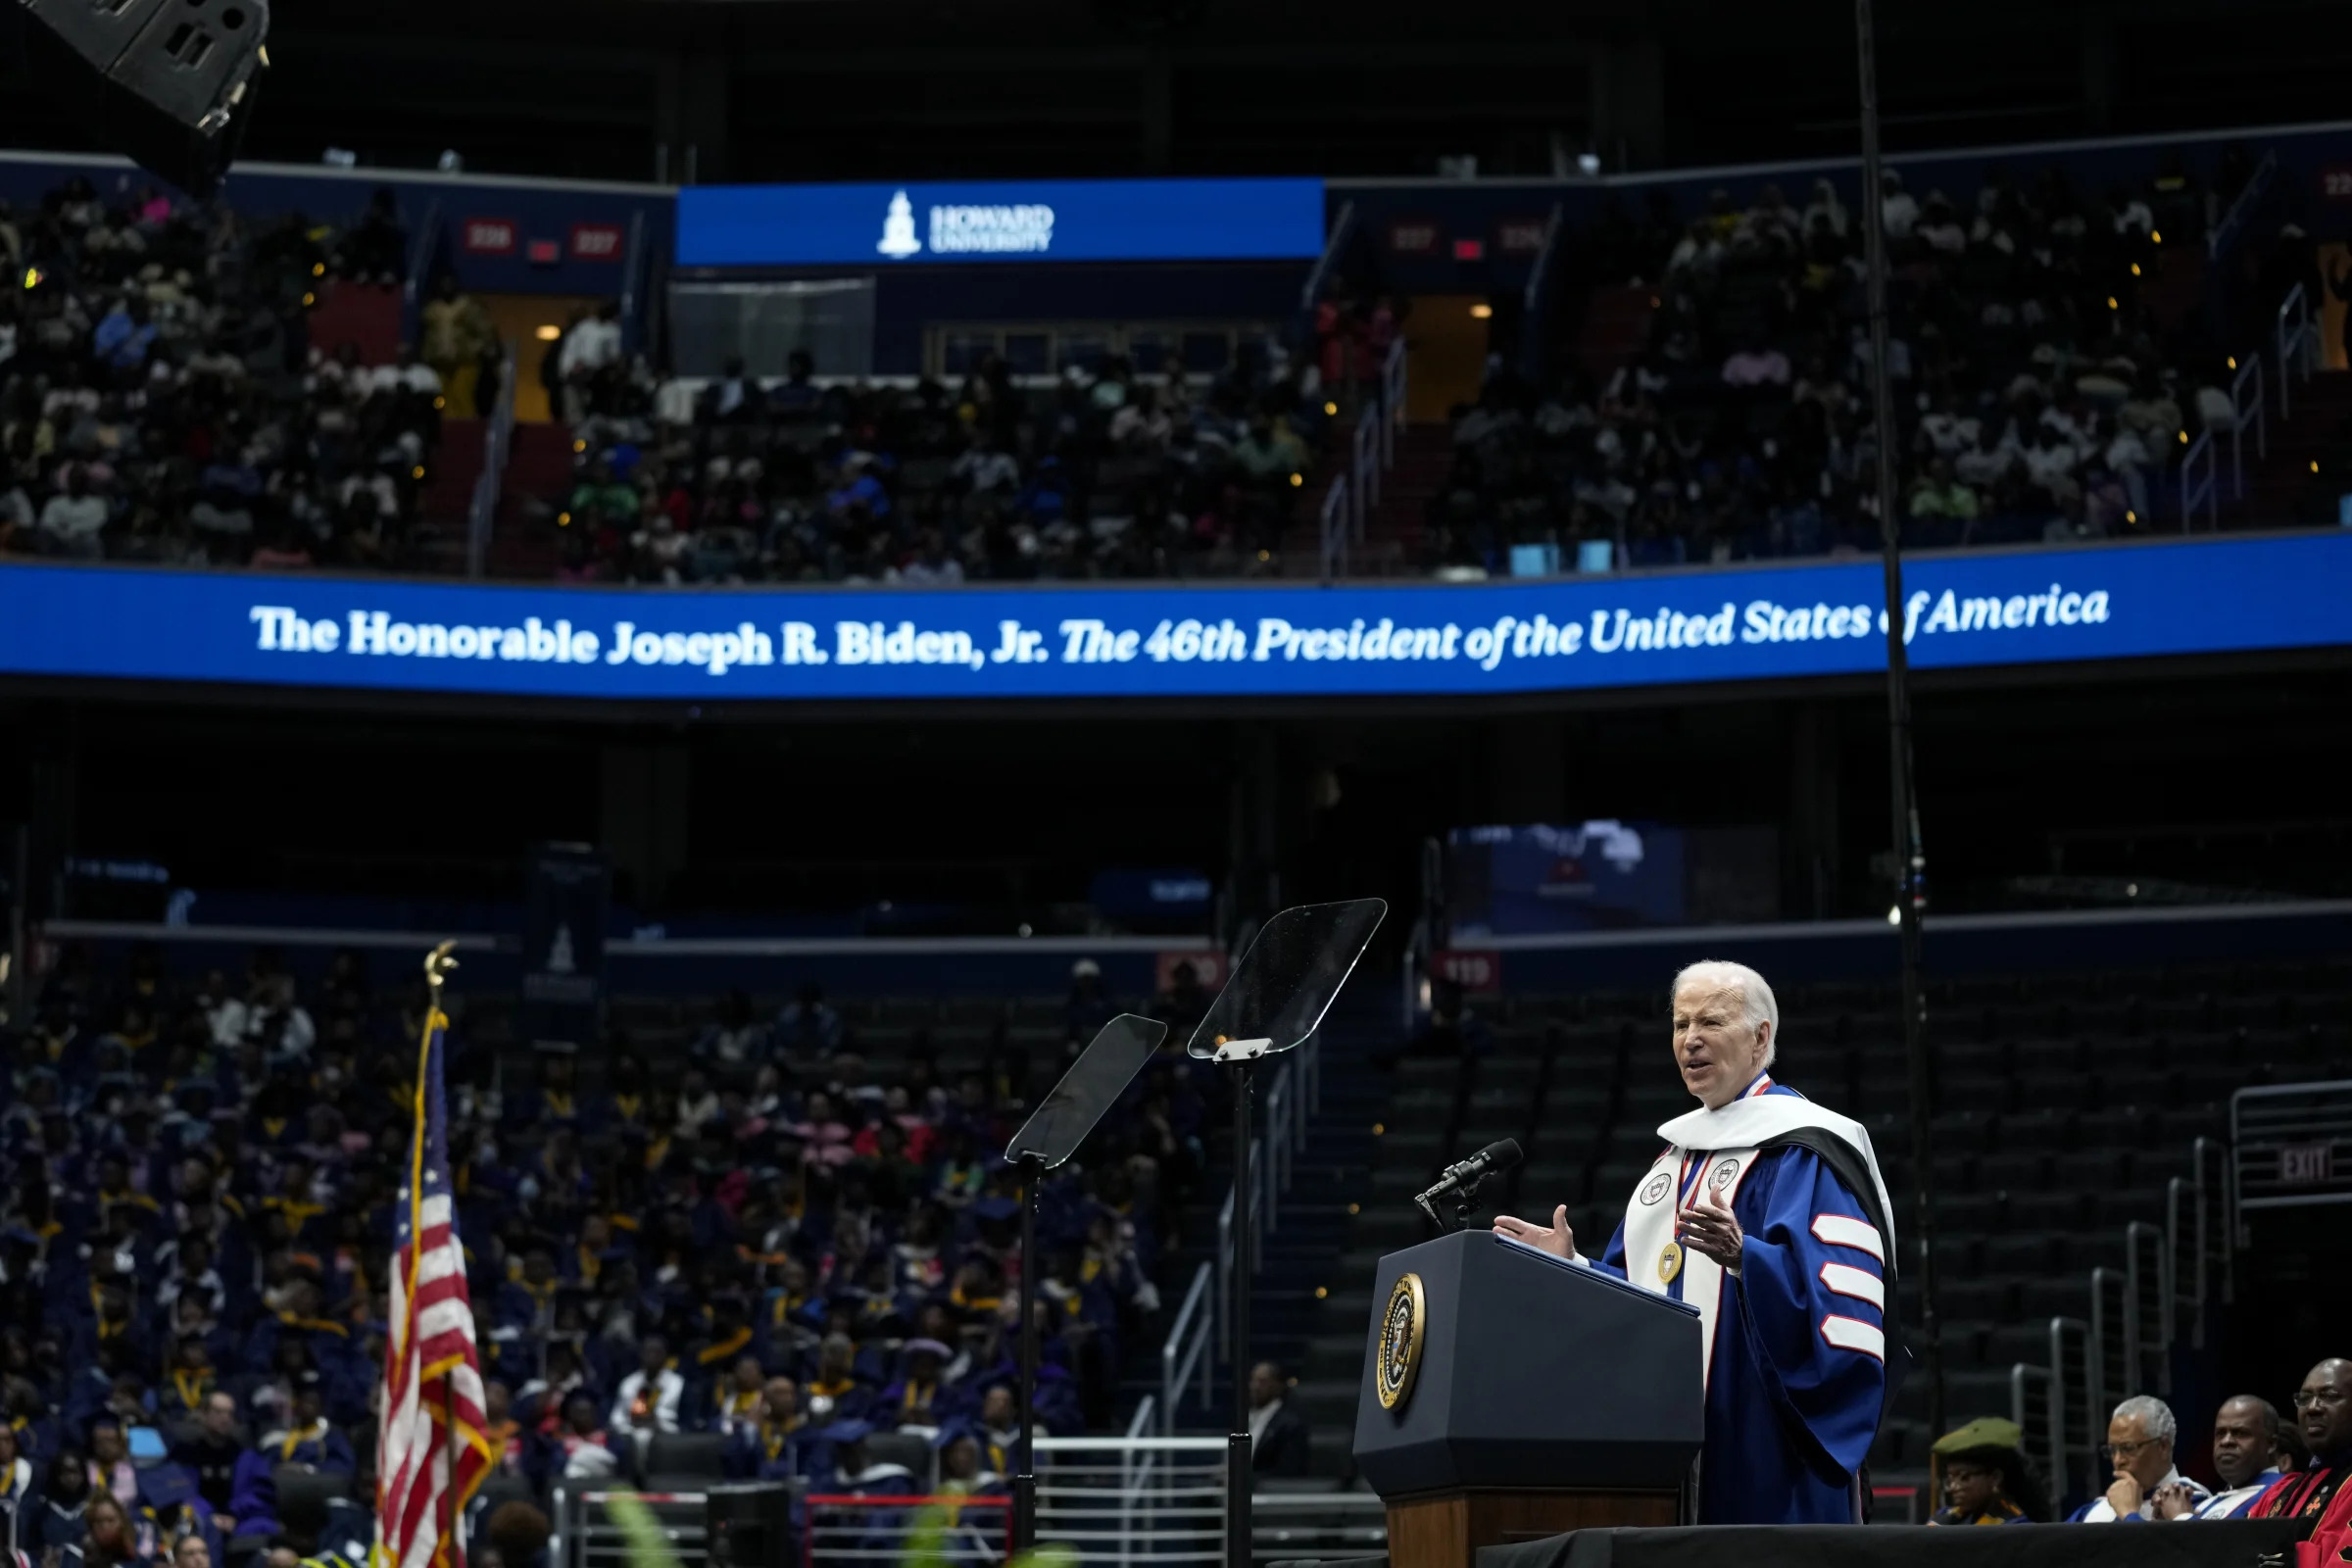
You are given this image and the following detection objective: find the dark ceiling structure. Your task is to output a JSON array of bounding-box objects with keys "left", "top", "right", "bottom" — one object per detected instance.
[{"left": 3, "top": 0, "right": 2348, "bottom": 185}]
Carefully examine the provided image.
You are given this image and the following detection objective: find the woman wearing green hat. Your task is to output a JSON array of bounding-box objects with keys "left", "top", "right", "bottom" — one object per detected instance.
[{"left": 1929, "top": 1417, "right": 2049, "bottom": 1525}]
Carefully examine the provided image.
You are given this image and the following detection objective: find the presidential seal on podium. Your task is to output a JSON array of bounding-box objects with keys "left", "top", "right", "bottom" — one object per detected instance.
[{"left": 1376, "top": 1270, "right": 1428, "bottom": 1410}]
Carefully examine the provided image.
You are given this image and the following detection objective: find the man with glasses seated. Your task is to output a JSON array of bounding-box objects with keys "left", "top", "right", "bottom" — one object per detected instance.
[
  {"left": 2067, "top": 1395, "right": 2209, "bottom": 1521},
  {"left": 2249, "top": 1359, "right": 2352, "bottom": 1524}
]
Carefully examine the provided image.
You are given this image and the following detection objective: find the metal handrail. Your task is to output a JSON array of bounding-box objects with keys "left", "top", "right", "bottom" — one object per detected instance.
[
  {"left": 2166, "top": 1178, "right": 2191, "bottom": 1330},
  {"left": 2229, "top": 354, "right": 2266, "bottom": 500},
  {"left": 1523, "top": 203, "right": 1566, "bottom": 314},
  {"left": 465, "top": 343, "right": 519, "bottom": 578},
  {"left": 2088, "top": 1265, "right": 2122, "bottom": 1424},
  {"left": 2278, "top": 284, "right": 2319, "bottom": 420},
  {"left": 2207, "top": 150, "right": 2278, "bottom": 264},
  {"left": 2011, "top": 1363, "right": 2054, "bottom": 1486},
  {"left": 1159, "top": 1263, "right": 1214, "bottom": 1435},
  {"left": 2019, "top": 1310, "right": 2103, "bottom": 1507},
  {"left": 1521, "top": 203, "right": 1567, "bottom": 383},
  {"left": 2230, "top": 1078, "right": 2352, "bottom": 1221},
  {"left": 1318, "top": 474, "right": 1349, "bottom": 583},
  {"left": 401, "top": 195, "right": 444, "bottom": 347},
  {"left": 2050, "top": 1316, "right": 2093, "bottom": 1503},
  {"left": 1350, "top": 405, "right": 1379, "bottom": 543},
  {"left": 1300, "top": 200, "right": 1357, "bottom": 315},
  {"left": 2124, "top": 1219, "right": 2170, "bottom": 1394},
  {"left": 2011, "top": 1119, "right": 2244, "bottom": 1513},
  {"left": 1267, "top": 1067, "right": 1292, "bottom": 1202},
  {"left": 1380, "top": 337, "right": 1406, "bottom": 466},
  {"left": 2180, "top": 426, "right": 2217, "bottom": 530}
]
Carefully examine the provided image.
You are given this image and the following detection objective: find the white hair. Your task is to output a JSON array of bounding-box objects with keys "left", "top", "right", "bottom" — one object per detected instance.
[
  {"left": 1671, "top": 959, "right": 1781, "bottom": 1067},
  {"left": 2113, "top": 1395, "right": 2177, "bottom": 1444}
]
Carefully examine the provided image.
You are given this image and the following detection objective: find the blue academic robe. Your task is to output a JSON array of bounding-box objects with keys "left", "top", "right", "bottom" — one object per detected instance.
[
  {"left": 824, "top": 1462, "right": 918, "bottom": 1557},
  {"left": 262, "top": 1423, "right": 359, "bottom": 1475},
  {"left": 726, "top": 1419, "right": 820, "bottom": 1482},
  {"left": 1592, "top": 1081, "right": 1890, "bottom": 1524}
]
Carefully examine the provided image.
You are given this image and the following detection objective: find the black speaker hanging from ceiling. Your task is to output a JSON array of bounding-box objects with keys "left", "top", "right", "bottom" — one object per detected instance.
[{"left": 16, "top": 0, "right": 270, "bottom": 198}]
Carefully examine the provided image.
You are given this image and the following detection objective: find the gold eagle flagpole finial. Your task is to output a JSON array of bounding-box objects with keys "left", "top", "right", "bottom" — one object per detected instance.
[{"left": 423, "top": 940, "right": 459, "bottom": 1015}]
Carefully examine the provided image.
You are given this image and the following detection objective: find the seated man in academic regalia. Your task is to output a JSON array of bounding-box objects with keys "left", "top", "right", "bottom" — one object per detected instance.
[
  {"left": 817, "top": 1420, "right": 919, "bottom": 1559},
  {"left": 802, "top": 1332, "right": 873, "bottom": 1426},
  {"left": 875, "top": 1340, "right": 958, "bottom": 1431},
  {"left": 157, "top": 1333, "right": 225, "bottom": 1430},
  {"left": 134, "top": 1453, "right": 223, "bottom": 1568},
  {"left": 514, "top": 1341, "right": 596, "bottom": 1434},
  {"left": 1496, "top": 960, "right": 1900, "bottom": 1524},
  {"left": 172, "top": 1392, "right": 247, "bottom": 1537},
  {"left": 701, "top": 1352, "right": 770, "bottom": 1439},
  {"left": 930, "top": 1423, "right": 1009, "bottom": 1568},
  {"left": 495, "top": 1245, "right": 563, "bottom": 1340},
  {"left": 2249, "top": 1358, "right": 2352, "bottom": 1532},
  {"left": 257, "top": 1382, "right": 356, "bottom": 1475},
  {"left": 727, "top": 1377, "right": 816, "bottom": 1483},
  {"left": 67, "top": 1278, "right": 152, "bottom": 1392},
  {"left": 28, "top": 1446, "right": 93, "bottom": 1554},
  {"left": 936, "top": 1422, "right": 1005, "bottom": 1496},
  {"left": 971, "top": 1385, "right": 1029, "bottom": 1480},
  {"left": 2156, "top": 1395, "right": 2300, "bottom": 1519},
  {"left": 684, "top": 1293, "right": 760, "bottom": 1407},
  {"left": 241, "top": 1277, "right": 354, "bottom": 1393},
  {"left": 81, "top": 1157, "right": 164, "bottom": 1243},
  {"left": 2066, "top": 1395, "right": 2208, "bottom": 1520}
]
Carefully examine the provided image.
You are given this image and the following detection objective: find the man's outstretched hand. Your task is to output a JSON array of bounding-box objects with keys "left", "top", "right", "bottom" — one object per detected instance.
[
  {"left": 1677, "top": 1182, "right": 1744, "bottom": 1271},
  {"left": 1493, "top": 1204, "right": 1577, "bottom": 1260}
]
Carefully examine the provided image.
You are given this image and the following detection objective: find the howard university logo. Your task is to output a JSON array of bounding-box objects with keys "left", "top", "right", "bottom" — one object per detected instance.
[{"left": 1639, "top": 1171, "right": 1672, "bottom": 1205}]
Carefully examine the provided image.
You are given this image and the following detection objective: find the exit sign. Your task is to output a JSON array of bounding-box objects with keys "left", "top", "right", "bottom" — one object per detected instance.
[{"left": 2280, "top": 1143, "right": 2334, "bottom": 1185}]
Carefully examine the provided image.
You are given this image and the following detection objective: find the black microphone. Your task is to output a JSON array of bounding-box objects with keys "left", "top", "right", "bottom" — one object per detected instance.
[{"left": 1414, "top": 1138, "right": 1523, "bottom": 1222}]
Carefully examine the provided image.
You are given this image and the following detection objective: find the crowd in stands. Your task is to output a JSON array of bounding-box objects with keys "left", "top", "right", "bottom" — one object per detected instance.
[
  {"left": 0, "top": 947, "right": 1220, "bottom": 1568},
  {"left": 537, "top": 342, "right": 1333, "bottom": 585},
  {"left": 1, "top": 148, "right": 2337, "bottom": 587},
  {"left": 1425, "top": 152, "right": 2283, "bottom": 571},
  {"left": 0, "top": 177, "right": 445, "bottom": 572}
]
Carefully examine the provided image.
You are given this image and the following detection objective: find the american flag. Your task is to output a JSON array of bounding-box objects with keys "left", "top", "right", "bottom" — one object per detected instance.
[{"left": 375, "top": 1009, "right": 491, "bottom": 1568}]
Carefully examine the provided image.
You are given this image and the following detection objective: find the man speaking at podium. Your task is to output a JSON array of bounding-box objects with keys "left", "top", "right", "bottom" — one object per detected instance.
[{"left": 1494, "top": 960, "right": 1899, "bottom": 1525}]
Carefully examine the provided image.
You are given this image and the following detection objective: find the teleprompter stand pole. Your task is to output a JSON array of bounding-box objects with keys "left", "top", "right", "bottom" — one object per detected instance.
[
  {"left": 1014, "top": 1152, "right": 1043, "bottom": 1552},
  {"left": 998, "top": 1012, "right": 1175, "bottom": 1552},
  {"left": 1854, "top": 0, "right": 1943, "bottom": 1443},
  {"left": 1180, "top": 901, "right": 1386, "bottom": 1565},
  {"left": 1225, "top": 1055, "right": 1257, "bottom": 1568}
]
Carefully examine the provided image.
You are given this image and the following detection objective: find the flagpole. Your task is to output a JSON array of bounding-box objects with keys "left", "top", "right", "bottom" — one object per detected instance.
[{"left": 424, "top": 942, "right": 463, "bottom": 1568}]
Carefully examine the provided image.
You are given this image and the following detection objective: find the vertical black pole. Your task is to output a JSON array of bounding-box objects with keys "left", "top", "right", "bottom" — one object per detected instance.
[
  {"left": 5, "top": 825, "right": 26, "bottom": 1027},
  {"left": 1226, "top": 1061, "right": 1255, "bottom": 1568},
  {"left": 1853, "top": 0, "right": 1943, "bottom": 1443},
  {"left": 1014, "top": 1155, "right": 1040, "bottom": 1552}
]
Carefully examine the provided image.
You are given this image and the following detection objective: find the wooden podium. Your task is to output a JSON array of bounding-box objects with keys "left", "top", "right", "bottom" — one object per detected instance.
[{"left": 1350, "top": 1231, "right": 1703, "bottom": 1568}]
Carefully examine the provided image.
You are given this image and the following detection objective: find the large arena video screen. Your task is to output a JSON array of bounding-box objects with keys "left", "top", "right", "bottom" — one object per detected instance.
[
  {"left": 676, "top": 177, "right": 1328, "bottom": 268},
  {"left": 0, "top": 534, "right": 2343, "bottom": 704}
]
